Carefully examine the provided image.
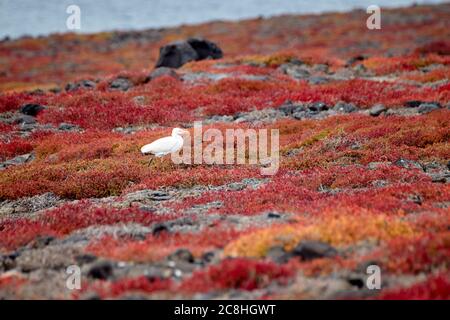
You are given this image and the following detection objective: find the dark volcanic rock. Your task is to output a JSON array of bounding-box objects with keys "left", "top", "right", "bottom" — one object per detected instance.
[
  {"left": 88, "top": 261, "right": 114, "bottom": 280},
  {"left": 156, "top": 41, "right": 199, "bottom": 68},
  {"left": 65, "top": 79, "right": 96, "bottom": 92},
  {"left": 347, "top": 276, "right": 365, "bottom": 289},
  {"left": 186, "top": 38, "right": 223, "bottom": 60},
  {"left": 152, "top": 223, "right": 169, "bottom": 236},
  {"left": 267, "top": 212, "right": 281, "bottom": 219},
  {"left": 333, "top": 101, "right": 357, "bottom": 113},
  {"left": 20, "top": 104, "right": 45, "bottom": 116},
  {"left": 346, "top": 55, "right": 367, "bottom": 66},
  {"left": 110, "top": 77, "right": 133, "bottom": 91},
  {"left": 155, "top": 38, "right": 222, "bottom": 69},
  {"left": 149, "top": 191, "right": 172, "bottom": 201},
  {"left": 0, "top": 252, "right": 18, "bottom": 271},
  {"left": 308, "top": 102, "right": 329, "bottom": 112},
  {"left": 404, "top": 100, "right": 424, "bottom": 108},
  {"left": 292, "top": 241, "right": 338, "bottom": 261}
]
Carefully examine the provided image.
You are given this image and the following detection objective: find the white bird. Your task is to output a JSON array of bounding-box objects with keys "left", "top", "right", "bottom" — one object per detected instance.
[{"left": 141, "top": 128, "right": 189, "bottom": 165}]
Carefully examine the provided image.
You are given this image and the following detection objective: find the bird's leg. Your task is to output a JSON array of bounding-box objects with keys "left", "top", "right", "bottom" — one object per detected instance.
[{"left": 148, "top": 156, "right": 154, "bottom": 167}]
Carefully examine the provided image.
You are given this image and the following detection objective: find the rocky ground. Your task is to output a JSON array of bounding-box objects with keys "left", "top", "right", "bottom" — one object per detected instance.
[{"left": 0, "top": 4, "right": 449, "bottom": 299}]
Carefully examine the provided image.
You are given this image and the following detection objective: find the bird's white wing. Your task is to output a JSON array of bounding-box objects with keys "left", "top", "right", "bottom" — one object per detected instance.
[{"left": 141, "top": 136, "right": 179, "bottom": 155}]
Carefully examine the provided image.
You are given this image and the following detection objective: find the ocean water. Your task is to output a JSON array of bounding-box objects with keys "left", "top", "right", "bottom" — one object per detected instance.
[{"left": 0, "top": 0, "right": 446, "bottom": 39}]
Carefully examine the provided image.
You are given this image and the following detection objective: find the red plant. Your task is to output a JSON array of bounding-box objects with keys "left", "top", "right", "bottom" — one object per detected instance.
[
  {"left": 377, "top": 273, "right": 450, "bottom": 300},
  {"left": 180, "top": 258, "right": 294, "bottom": 292},
  {"left": 77, "top": 276, "right": 173, "bottom": 299},
  {"left": 0, "top": 138, "right": 33, "bottom": 161},
  {"left": 86, "top": 226, "right": 249, "bottom": 262},
  {"left": 0, "top": 201, "right": 169, "bottom": 251}
]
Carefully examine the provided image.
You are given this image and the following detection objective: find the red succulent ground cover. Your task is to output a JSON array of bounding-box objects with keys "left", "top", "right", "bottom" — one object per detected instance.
[{"left": 0, "top": 4, "right": 449, "bottom": 299}]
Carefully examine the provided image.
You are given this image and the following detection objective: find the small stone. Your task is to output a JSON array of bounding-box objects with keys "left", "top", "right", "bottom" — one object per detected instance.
[
  {"left": 1, "top": 153, "right": 34, "bottom": 170},
  {"left": 234, "top": 117, "right": 247, "bottom": 123},
  {"left": 308, "top": 76, "right": 329, "bottom": 85},
  {"left": 430, "top": 173, "right": 449, "bottom": 183},
  {"left": 266, "top": 246, "right": 293, "bottom": 264},
  {"left": 346, "top": 55, "right": 366, "bottom": 66},
  {"left": 417, "top": 103, "right": 441, "bottom": 114},
  {"left": 372, "top": 180, "right": 389, "bottom": 188},
  {"left": 65, "top": 79, "right": 96, "bottom": 92},
  {"left": 313, "top": 64, "right": 329, "bottom": 73},
  {"left": 278, "top": 101, "right": 298, "bottom": 115},
  {"left": 333, "top": 101, "right": 357, "bottom": 113},
  {"left": 150, "top": 191, "right": 171, "bottom": 201},
  {"left": 292, "top": 240, "right": 338, "bottom": 261},
  {"left": 75, "top": 254, "right": 97, "bottom": 265},
  {"left": 126, "top": 189, "right": 171, "bottom": 202},
  {"left": 201, "top": 251, "right": 218, "bottom": 264},
  {"left": 0, "top": 252, "right": 18, "bottom": 271},
  {"left": 87, "top": 261, "right": 114, "bottom": 280},
  {"left": 110, "top": 77, "right": 133, "bottom": 91},
  {"left": 132, "top": 96, "right": 146, "bottom": 105},
  {"left": 267, "top": 212, "right": 281, "bottom": 219},
  {"left": 394, "top": 158, "right": 423, "bottom": 171},
  {"left": 79, "top": 79, "right": 96, "bottom": 88},
  {"left": 167, "top": 249, "right": 194, "bottom": 264},
  {"left": 20, "top": 104, "right": 45, "bottom": 116},
  {"left": 292, "top": 111, "right": 306, "bottom": 120},
  {"left": 58, "top": 123, "right": 78, "bottom": 131},
  {"left": 404, "top": 100, "right": 424, "bottom": 108},
  {"left": 409, "top": 194, "right": 423, "bottom": 205},
  {"left": 14, "top": 115, "right": 36, "bottom": 124},
  {"left": 27, "top": 235, "right": 55, "bottom": 249},
  {"left": 308, "top": 102, "right": 329, "bottom": 112},
  {"left": 347, "top": 276, "right": 365, "bottom": 289},
  {"left": 173, "top": 269, "right": 183, "bottom": 278},
  {"left": 369, "top": 104, "right": 387, "bottom": 116},
  {"left": 152, "top": 223, "right": 169, "bottom": 236}
]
